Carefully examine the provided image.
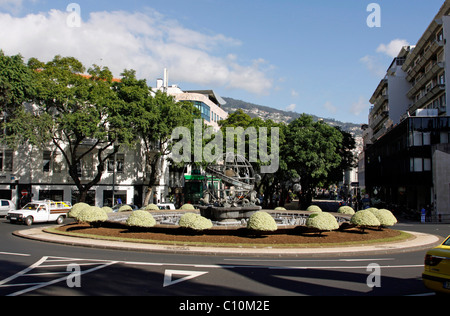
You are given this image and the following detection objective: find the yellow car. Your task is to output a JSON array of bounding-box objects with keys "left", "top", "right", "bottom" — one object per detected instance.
[{"left": 423, "top": 235, "right": 450, "bottom": 295}]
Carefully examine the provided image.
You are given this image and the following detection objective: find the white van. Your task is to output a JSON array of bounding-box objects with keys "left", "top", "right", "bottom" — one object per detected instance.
[{"left": 0, "top": 200, "right": 16, "bottom": 217}]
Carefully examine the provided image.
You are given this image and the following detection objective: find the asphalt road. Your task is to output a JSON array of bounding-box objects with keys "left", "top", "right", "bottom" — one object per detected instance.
[{"left": 0, "top": 218, "right": 449, "bottom": 298}]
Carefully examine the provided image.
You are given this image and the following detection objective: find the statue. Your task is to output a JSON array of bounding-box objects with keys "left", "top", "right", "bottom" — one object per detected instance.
[{"left": 198, "top": 153, "right": 262, "bottom": 222}]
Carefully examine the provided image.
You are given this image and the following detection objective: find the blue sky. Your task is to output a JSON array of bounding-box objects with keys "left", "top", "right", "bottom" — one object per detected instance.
[{"left": 0, "top": 0, "right": 446, "bottom": 123}]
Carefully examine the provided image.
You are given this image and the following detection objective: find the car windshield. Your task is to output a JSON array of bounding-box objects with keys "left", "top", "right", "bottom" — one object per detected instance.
[{"left": 443, "top": 236, "right": 450, "bottom": 246}]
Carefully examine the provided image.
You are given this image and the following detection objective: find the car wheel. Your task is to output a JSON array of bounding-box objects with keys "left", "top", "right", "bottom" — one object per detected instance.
[
  {"left": 25, "top": 216, "right": 33, "bottom": 226},
  {"left": 56, "top": 216, "right": 64, "bottom": 225}
]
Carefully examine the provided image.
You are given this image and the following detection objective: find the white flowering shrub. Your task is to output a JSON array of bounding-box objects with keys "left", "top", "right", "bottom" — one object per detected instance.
[
  {"left": 69, "top": 202, "right": 91, "bottom": 219},
  {"left": 143, "top": 204, "right": 159, "bottom": 211},
  {"left": 247, "top": 211, "right": 278, "bottom": 232},
  {"left": 306, "top": 205, "right": 322, "bottom": 213},
  {"left": 338, "top": 206, "right": 355, "bottom": 215},
  {"left": 179, "top": 213, "right": 213, "bottom": 231},
  {"left": 76, "top": 206, "right": 108, "bottom": 224},
  {"left": 180, "top": 203, "right": 196, "bottom": 210},
  {"left": 350, "top": 210, "right": 381, "bottom": 231},
  {"left": 118, "top": 205, "right": 133, "bottom": 212},
  {"left": 126, "top": 210, "right": 156, "bottom": 228},
  {"left": 101, "top": 206, "right": 113, "bottom": 214},
  {"left": 369, "top": 208, "right": 398, "bottom": 227},
  {"left": 306, "top": 212, "right": 339, "bottom": 232}
]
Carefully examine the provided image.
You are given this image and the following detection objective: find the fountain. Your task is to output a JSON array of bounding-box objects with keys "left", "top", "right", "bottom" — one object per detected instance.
[{"left": 197, "top": 153, "right": 262, "bottom": 223}]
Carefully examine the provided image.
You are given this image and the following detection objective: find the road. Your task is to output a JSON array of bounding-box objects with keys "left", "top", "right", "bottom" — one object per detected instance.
[{"left": 0, "top": 218, "right": 449, "bottom": 298}]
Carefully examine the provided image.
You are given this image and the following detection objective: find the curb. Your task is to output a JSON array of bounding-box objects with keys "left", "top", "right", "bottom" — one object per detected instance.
[{"left": 13, "top": 227, "right": 443, "bottom": 258}]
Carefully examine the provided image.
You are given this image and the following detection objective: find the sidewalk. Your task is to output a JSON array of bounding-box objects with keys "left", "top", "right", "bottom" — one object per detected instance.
[{"left": 14, "top": 227, "right": 443, "bottom": 258}]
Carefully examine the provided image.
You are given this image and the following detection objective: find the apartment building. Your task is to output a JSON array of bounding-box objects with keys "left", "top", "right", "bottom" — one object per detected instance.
[
  {"left": 402, "top": 2, "right": 450, "bottom": 117},
  {"left": 364, "top": 0, "right": 450, "bottom": 219},
  {"left": 368, "top": 47, "right": 412, "bottom": 145}
]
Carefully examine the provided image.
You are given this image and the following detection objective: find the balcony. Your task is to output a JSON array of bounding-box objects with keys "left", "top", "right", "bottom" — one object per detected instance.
[
  {"left": 407, "top": 61, "right": 445, "bottom": 98},
  {"left": 409, "top": 84, "right": 446, "bottom": 113},
  {"left": 406, "top": 40, "right": 444, "bottom": 81}
]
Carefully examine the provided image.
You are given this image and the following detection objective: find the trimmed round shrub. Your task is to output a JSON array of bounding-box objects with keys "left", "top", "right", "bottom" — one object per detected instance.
[
  {"left": 274, "top": 207, "right": 286, "bottom": 211},
  {"left": 179, "top": 213, "right": 213, "bottom": 231},
  {"left": 143, "top": 203, "right": 159, "bottom": 211},
  {"left": 370, "top": 208, "right": 398, "bottom": 227},
  {"left": 306, "top": 205, "right": 322, "bottom": 213},
  {"left": 126, "top": 210, "right": 156, "bottom": 228},
  {"left": 180, "top": 203, "right": 196, "bottom": 210},
  {"left": 247, "top": 211, "right": 278, "bottom": 232},
  {"left": 101, "top": 206, "right": 113, "bottom": 214},
  {"left": 69, "top": 202, "right": 91, "bottom": 219},
  {"left": 351, "top": 210, "right": 381, "bottom": 229},
  {"left": 306, "top": 212, "right": 339, "bottom": 232},
  {"left": 338, "top": 206, "right": 355, "bottom": 215},
  {"left": 76, "top": 206, "right": 108, "bottom": 224},
  {"left": 118, "top": 205, "right": 133, "bottom": 212}
]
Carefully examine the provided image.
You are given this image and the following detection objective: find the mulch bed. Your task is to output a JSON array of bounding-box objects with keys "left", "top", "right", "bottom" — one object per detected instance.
[{"left": 55, "top": 222, "right": 405, "bottom": 247}]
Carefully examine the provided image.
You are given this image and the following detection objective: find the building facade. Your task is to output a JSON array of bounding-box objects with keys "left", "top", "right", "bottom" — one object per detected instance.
[{"left": 364, "top": 0, "right": 450, "bottom": 219}]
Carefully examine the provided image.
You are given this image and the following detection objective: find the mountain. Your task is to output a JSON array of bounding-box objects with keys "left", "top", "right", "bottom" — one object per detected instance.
[{"left": 222, "top": 97, "right": 363, "bottom": 137}]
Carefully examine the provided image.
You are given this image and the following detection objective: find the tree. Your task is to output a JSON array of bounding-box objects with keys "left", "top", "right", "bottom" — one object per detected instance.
[
  {"left": 219, "top": 110, "right": 286, "bottom": 207},
  {"left": 282, "top": 114, "right": 343, "bottom": 209},
  {"left": 5, "top": 55, "right": 135, "bottom": 202},
  {"left": 114, "top": 70, "right": 199, "bottom": 206},
  {"left": 0, "top": 51, "right": 35, "bottom": 134}
]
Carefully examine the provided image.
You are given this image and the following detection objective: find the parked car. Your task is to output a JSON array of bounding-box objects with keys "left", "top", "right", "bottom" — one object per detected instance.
[
  {"left": 422, "top": 235, "right": 450, "bottom": 295},
  {"left": 0, "top": 199, "right": 15, "bottom": 217},
  {"left": 157, "top": 203, "right": 176, "bottom": 210}
]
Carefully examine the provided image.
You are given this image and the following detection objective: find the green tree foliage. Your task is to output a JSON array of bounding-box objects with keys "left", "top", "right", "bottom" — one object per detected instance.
[
  {"left": 282, "top": 114, "right": 344, "bottom": 209},
  {"left": 114, "top": 70, "right": 200, "bottom": 205},
  {"left": 5, "top": 55, "right": 135, "bottom": 202}
]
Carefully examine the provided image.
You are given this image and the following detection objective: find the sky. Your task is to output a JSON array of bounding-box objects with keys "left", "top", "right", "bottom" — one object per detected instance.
[{"left": 0, "top": 0, "right": 446, "bottom": 124}]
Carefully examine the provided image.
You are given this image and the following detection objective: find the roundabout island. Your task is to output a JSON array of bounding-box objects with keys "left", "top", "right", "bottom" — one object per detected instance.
[{"left": 14, "top": 204, "right": 442, "bottom": 258}]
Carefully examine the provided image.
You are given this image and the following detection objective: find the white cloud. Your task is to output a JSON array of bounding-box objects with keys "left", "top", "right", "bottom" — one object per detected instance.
[
  {"left": 285, "top": 103, "right": 296, "bottom": 111},
  {"left": 360, "top": 55, "right": 386, "bottom": 78},
  {"left": 350, "top": 96, "right": 369, "bottom": 116},
  {"left": 324, "top": 101, "right": 337, "bottom": 114},
  {"left": 0, "top": 9, "right": 273, "bottom": 94},
  {"left": 376, "top": 39, "right": 410, "bottom": 58}
]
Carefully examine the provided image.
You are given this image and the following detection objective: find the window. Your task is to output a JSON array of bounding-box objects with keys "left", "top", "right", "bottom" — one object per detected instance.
[
  {"left": 439, "top": 73, "right": 445, "bottom": 85},
  {"left": 107, "top": 154, "right": 125, "bottom": 174},
  {"left": 0, "top": 150, "right": 13, "bottom": 172},
  {"left": 43, "top": 151, "right": 51, "bottom": 172},
  {"left": 410, "top": 158, "right": 432, "bottom": 172},
  {"left": 193, "top": 101, "right": 211, "bottom": 122}
]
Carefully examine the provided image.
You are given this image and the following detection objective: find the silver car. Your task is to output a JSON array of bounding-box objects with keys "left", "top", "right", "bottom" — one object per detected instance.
[{"left": 0, "top": 200, "right": 16, "bottom": 217}]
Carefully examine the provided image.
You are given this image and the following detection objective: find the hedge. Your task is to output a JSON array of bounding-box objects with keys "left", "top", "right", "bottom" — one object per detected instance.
[
  {"left": 180, "top": 203, "right": 196, "bottom": 210},
  {"left": 126, "top": 210, "right": 156, "bottom": 228},
  {"left": 338, "top": 206, "right": 355, "bottom": 215},
  {"left": 306, "top": 212, "right": 339, "bottom": 232},
  {"left": 76, "top": 206, "right": 108, "bottom": 224},
  {"left": 179, "top": 213, "right": 213, "bottom": 231},
  {"left": 369, "top": 208, "right": 398, "bottom": 227},
  {"left": 350, "top": 210, "right": 381, "bottom": 230},
  {"left": 247, "top": 211, "right": 278, "bottom": 232},
  {"left": 306, "top": 205, "right": 322, "bottom": 213},
  {"left": 69, "top": 202, "right": 91, "bottom": 219},
  {"left": 143, "top": 204, "right": 159, "bottom": 211}
]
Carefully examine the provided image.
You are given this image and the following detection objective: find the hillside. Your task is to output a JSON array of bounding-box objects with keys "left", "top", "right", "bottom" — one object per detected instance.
[{"left": 222, "top": 97, "right": 363, "bottom": 137}]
